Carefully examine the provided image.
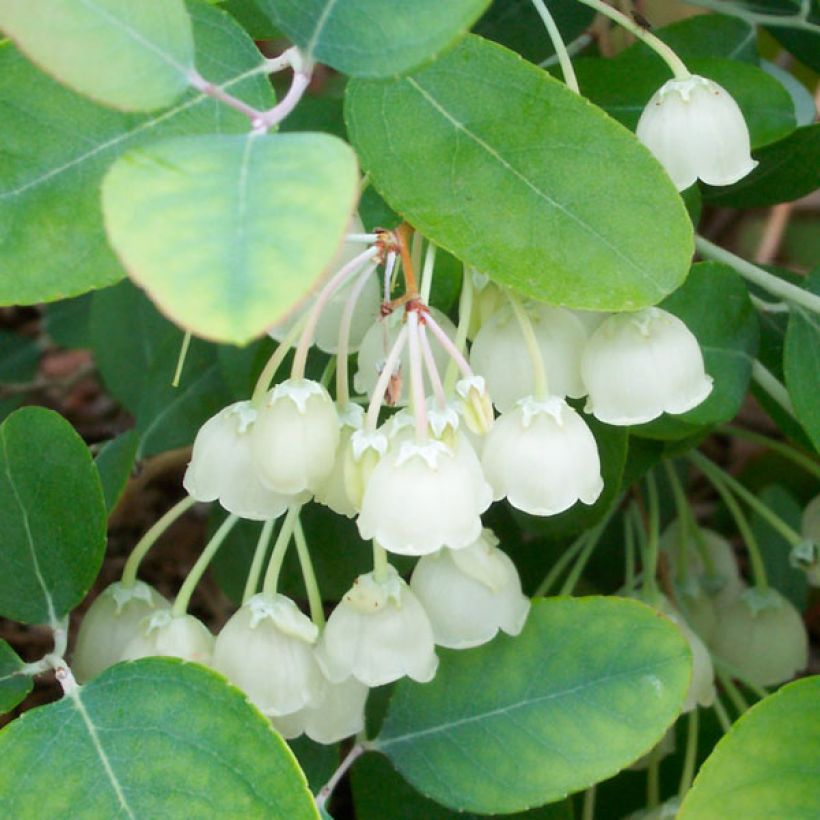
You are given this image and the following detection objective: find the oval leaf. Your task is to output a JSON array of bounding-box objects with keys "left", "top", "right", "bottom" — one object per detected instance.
[
  {"left": 256, "top": 0, "right": 491, "bottom": 78},
  {"left": 0, "top": 639, "right": 31, "bottom": 715},
  {"left": 0, "top": 1, "right": 276, "bottom": 306},
  {"left": 784, "top": 304, "right": 820, "bottom": 451},
  {"left": 0, "top": 658, "right": 318, "bottom": 818},
  {"left": 679, "top": 677, "right": 820, "bottom": 819},
  {"left": 346, "top": 35, "right": 693, "bottom": 311},
  {"left": 0, "top": 407, "right": 106, "bottom": 625},
  {"left": 102, "top": 132, "right": 359, "bottom": 344},
  {"left": 376, "top": 596, "right": 691, "bottom": 814},
  {"left": 0, "top": 0, "right": 194, "bottom": 111}
]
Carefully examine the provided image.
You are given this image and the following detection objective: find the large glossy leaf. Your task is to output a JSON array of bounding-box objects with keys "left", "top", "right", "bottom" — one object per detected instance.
[
  {"left": 0, "top": 407, "right": 106, "bottom": 625},
  {"left": 346, "top": 36, "right": 693, "bottom": 311},
  {"left": 703, "top": 124, "right": 820, "bottom": 208},
  {"left": 0, "top": 639, "right": 31, "bottom": 715},
  {"left": 679, "top": 677, "right": 820, "bottom": 819},
  {"left": 0, "top": 659, "right": 318, "bottom": 818},
  {"left": 0, "top": 0, "right": 194, "bottom": 111},
  {"left": 784, "top": 304, "right": 820, "bottom": 450},
  {"left": 473, "top": 0, "right": 595, "bottom": 64},
  {"left": 101, "top": 131, "right": 359, "bottom": 344},
  {"left": 376, "top": 596, "right": 691, "bottom": 814},
  {"left": 0, "top": 1, "right": 275, "bottom": 306},
  {"left": 255, "top": 0, "right": 491, "bottom": 77}
]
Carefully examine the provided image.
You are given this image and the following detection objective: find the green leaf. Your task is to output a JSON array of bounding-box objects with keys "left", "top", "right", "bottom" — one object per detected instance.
[
  {"left": 0, "top": 1, "right": 275, "bottom": 306},
  {"left": 638, "top": 262, "right": 759, "bottom": 438},
  {"left": 101, "top": 131, "right": 359, "bottom": 344},
  {"left": 703, "top": 125, "right": 820, "bottom": 208},
  {"left": 0, "top": 639, "right": 31, "bottom": 715},
  {"left": 473, "top": 0, "right": 595, "bottom": 64},
  {"left": 0, "top": 0, "right": 194, "bottom": 111},
  {"left": 679, "top": 677, "right": 820, "bottom": 819},
  {"left": 0, "top": 331, "right": 40, "bottom": 383},
  {"left": 346, "top": 36, "right": 693, "bottom": 311},
  {"left": 0, "top": 407, "right": 107, "bottom": 625},
  {"left": 0, "top": 658, "right": 318, "bottom": 818},
  {"left": 44, "top": 294, "right": 94, "bottom": 349},
  {"left": 765, "top": 0, "right": 820, "bottom": 72},
  {"left": 289, "top": 737, "right": 338, "bottom": 794},
  {"left": 376, "top": 596, "right": 691, "bottom": 814},
  {"left": 255, "top": 0, "right": 491, "bottom": 77},
  {"left": 95, "top": 430, "right": 139, "bottom": 514},
  {"left": 352, "top": 753, "right": 574, "bottom": 820},
  {"left": 784, "top": 304, "right": 820, "bottom": 450}
]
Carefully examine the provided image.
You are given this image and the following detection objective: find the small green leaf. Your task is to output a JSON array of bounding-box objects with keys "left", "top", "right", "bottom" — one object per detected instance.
[
  {"left": 0, "top": 639, "right": 31, "bottom": 715},
  {"left": 0, "top": 0, "right": 194, "bottom": 111},
  {"left": 377, "top": 597, "right": 690, "bottom": 814},
  {"left": 784, "top": 304, "right": 820, "bottom": 450},
  {"left": 0, "top": 1, "right": 276, "bottom": 306},
  {"left": 679, "top": 677, "right": 820, "bottom": 819},
  {"left": 95, "top": 430, "right": 140, "bottom": 514},
  {"left": 0, "top": 407, "right": 107, "bottom": 625},
  {"left": 0, "top": 658, "right": 318, "bottom": 818},
  {"left": 102, "top": 132, "right": 359, "bottom": 344},
  {"left": 346, "top": 36, "right": 693, "bottom": 312},
  {"left": 44, "top": 294, "right": 94, "bottom": 349},
  {"left": 703, "top": 125, "right": 820, "bottom": 208},
  {"left": 256, "top": 0, "right": 491, "bottom": 77}
]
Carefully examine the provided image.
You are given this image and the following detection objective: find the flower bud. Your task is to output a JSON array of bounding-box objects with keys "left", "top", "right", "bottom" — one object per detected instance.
[
  {"left": 316, "top": 565, "right": 438, "bottom": 686},
  {"left": 581, "top": 308, "right": 713, "bottom": 426},
  {"left": 456, "top": 376, "right": 494, "bottom": 435},
  {"left": 467, "top": 272, "right": 504, "bottom": 340},
  {"left": 212, "top": 593, "right": 324, "bottom": 717},
  {"left": 273, "top": 677, "right": 369, "bottom": 744},
  {"left": 357, "top": 434, "right": 492, "bottom": 556},
  {"left": 120, "top": 610, "right": 214, "bottom": 665},
  {"left": 72, "top": 581, "right": 169, "bottom": 682},
  {"left": 636, "top": 74, "right": 757, "bottom": 191},
  {"left": 183, "top": 401, "right": 294, "bottom": 520},
  {"left": 470, "top": 303, "right": 588, "bottom": 412},
  {"left": 354, "top": 308, "right": 457, "bottom": 403},
  {"left": 709, "top": 588, "right": 808, "bottom": 686},
  {"left": 410, "top": 530, "right": 530, "bottom": 649},
  {"left": 481, "top": 396, "right": 603, "bottom": 516},
  {"left": 252, "top": 379, "right": 340, "bottom": 495}
]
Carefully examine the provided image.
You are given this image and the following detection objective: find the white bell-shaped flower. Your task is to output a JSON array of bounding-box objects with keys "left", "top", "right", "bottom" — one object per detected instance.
[
  {"left": 212, "top": 593, "right": 324, "bottom": 717},
  {"left": 410, "top": 530, "right": 530, "bottom": 649},
  {"left": 252, "top": 379, "right": 340, "bottom": 495},
  {"left": 470, "top": 302, "right": 588, "bottom": 412},
  {"left": 709, "top": 588, "right": 808, "bottom": 686},
  {"left": 272, "top": 677, "right": 369, "bottom": 744},
  {"left": 661, "top": 520, "right": 743, "bottom": 608},
  {"left": 316, "top": 565, "right": 438, "bottom": 686},
  {"left": 357, "top": 433, "right": 492, "bottom": 556},
  {"left": 183, "top": 401, "right": 294, "bottom": 520},
  {"left": 314, "top": 404, "right": 363, "bottom": 519},
  {"left": 72, "top": 581, "right": 169, "bottom": 682},
  {"left": 343, "top": 428, "right": 389, "bottom": 512},
  {"left": 636, "top": 74, "right": 757, "bottom": 190},
  {"left": 481, "top": 396, "right": 603, "bottom": 516},
  {"left": 354, "top": 308, "right": 457, "bottom": 403},
  {"left": 268, "top": 215, "right": 380, "bottom": 353},
  {"left": 581, "top": 308, "right": 713, "bottom": 426},
  {"left": 120, "top": 610, "right": 214, "bottom": 665}
]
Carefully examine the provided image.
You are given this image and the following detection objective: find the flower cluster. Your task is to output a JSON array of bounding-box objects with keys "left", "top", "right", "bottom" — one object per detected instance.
[{"left": 73, "top": 224, "right": 719, "bottom": 744}]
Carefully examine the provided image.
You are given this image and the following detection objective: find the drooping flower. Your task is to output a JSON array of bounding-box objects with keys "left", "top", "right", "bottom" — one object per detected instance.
[
  {"left": 252, "top": 379, "right": 340, "bottom": 495},
  {"left": 581, "top": 308, "right": 713, "bottom": 426},
  {"left": 315, "top": 565, "right": 438, "bottom": 686},
  {"left": 470, "top": 302, "right": 588, "bottom": 412},
  {"left": 183, "top": 401, "right": 294, "bottom": 520},
  {"left": 357, "top": 433, "right": 492, "bottom": 556},
  {"left": 72, "top": 581, "right": 169, "bottom": 682},
  {"left": 314, "top": 404, "right": 363, "bottom": 518},
  {"left": 636, "top": 74, "right": 757, "bottom": 191},
  {"left": 272, "top": 677, "right": 369, "bottom": 744},
  {"left": 120, "top": 610, "right": 214, "bottom": 665},
  {"left": 481, "top": 395, "right": 603, "bottom": 516},
  {"left": 410, "top": 530, "right": 530, "bottom": 649},
  {"left": 212, "top": 593, "right": 324, "bottom": 717},
  {"left": 709, "top": 588, "right": 808, "bottom": 686}
]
